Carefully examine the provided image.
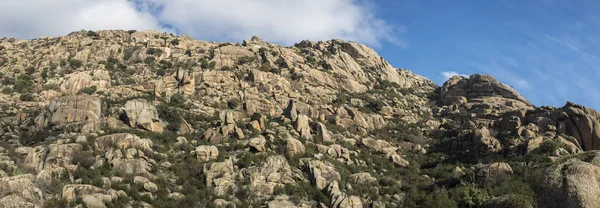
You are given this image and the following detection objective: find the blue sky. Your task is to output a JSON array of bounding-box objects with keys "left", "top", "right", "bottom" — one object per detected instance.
[
  {"left": 375, "top": 0, "right": 600, "bottom": 109},
  {"left": 1, "top": 0, "right": 599, "bottom": 110}
]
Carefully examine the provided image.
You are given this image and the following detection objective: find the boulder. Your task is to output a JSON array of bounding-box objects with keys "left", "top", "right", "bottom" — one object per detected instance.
[
  {"left": 121, "top": 99, "right": 164, "bottom": 132},
  {"left": 537, "top": 151, "right": 600, "bottom": 208},
  {"left": 47, "top": 95, "right": 102, "bottom": 132},
  {"left": 476, "top": 163, "right": 513, "bottom": 183},
  {"left": 195, "top": 145, "right": 219, "bottom": 162},
  {"left": 249, "top": 136, "right": 267, "bottom": 152},
  {"left": 94, "top": 133, "right": 153, "bottom": 153},
  {"left": 286, "top": 138, "right": 306, "bottom": 158},
  {"left": 555, "top": 102, "right": 600, "bottom": 150}
]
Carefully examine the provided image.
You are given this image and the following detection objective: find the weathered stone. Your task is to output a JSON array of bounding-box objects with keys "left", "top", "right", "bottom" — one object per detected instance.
[
  {"left": 122, "top": 99, "right": 164, "bottom": 132},
  {"left": 196, "top": 145, "right": 219, "bottom": 162},
  {"left": 47, "top": 95, "right": 102, "bottom": 132}
]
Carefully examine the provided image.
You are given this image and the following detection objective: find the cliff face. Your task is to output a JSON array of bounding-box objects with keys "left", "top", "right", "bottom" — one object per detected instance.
[{"left": 0, "top": 30, "right": 598, "bottom": 207}]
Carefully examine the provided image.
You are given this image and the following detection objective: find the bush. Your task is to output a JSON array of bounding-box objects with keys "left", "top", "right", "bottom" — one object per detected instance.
[
  {"left": 451, "top": 183, "right": 490, "bottom": 208},
  {"left": 87, "top": 31, "right": 99, "bottom": 37},
  {"left": 169, "top": 93, "right": 186, "bottom": 108},
  {"left": 20, "top": 93, "right": 34, "bottom": 101},
  {"left": 185, "top": 50, "right": 192, "bottom": 57},
  {"left": 237, "top": 56, "right": 256, "bottom": 65},
  {"left": 14, "top": 74, "right": 34, "bottom": 93},
  {"left": 144, "top": 57, "right": 155, "bottom": 64},
  {"left": 25, "top": 66, "right": 36, "bottom": 74},
  {"left": 43, "top": 83, "right": 60, "bottom": 91},
  {"left": 147, "top": 48, "right": 164, "bottom": 56},
  {"left": 227, "top": 98, "right": 241, "bottom": 109},
  {"left": 78, "top": 86, "right": 97, "bottom": 95},
  {"left": 1, "top": 87, "right": 12, "bottom": 94},
  {"left": 69, "top": 59, "right": 83, "bottom": 68},
  {"left": 221, "top": 66, "right": 233, "bottom": 71},
  {"left": 270, "top": 67, "right": 281, "bottom": 74},
  {"left": 127, "top": 30, "right": 137, "bottom": 34},
  {"left": 41, "top": 68, "right": 48, "bottom": 79},
  {"left": 271, "top": 51, "right": 279, "bottom": 56},
  {"left": 171, "top": 39, "right": 181, "bottom": 46},
  {"left": 422, "top": 189, "right": 458, "bottom": 208}
]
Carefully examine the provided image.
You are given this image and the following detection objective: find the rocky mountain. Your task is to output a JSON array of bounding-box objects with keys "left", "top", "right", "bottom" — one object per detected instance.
[{"left": 0, "top": 30, "right": 598, "bottom": 208}]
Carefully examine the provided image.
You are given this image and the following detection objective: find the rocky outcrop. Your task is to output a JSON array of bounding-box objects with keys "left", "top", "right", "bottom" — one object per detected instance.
[
  {"left": 46, "top": 95, "right": 102, "bottom": 132},
  {"left": 537, "top": 151, "right": 600, "bottom": 208},
  {"left": 476, "top": 162, "right": 513, "bottom": 183},
  {"left": 244, "top": 156, "right": 302, "bottom": 198},
  {"left": 0, "top": 174, "right": 43, "bottom": 206},
  {"left": 121, "top": 99, "right": 164, "bottom": 132},
  {"left": 94, "top": 133, "right": 153, "bottom": 153},
  {"left": 554, "top": 102, "right": 600, "bottom": 151},
  {"left": 195, "top": 145, "right": 219, "bottom": 162},
  {"left": 286, "top": 138, "right": 306, "bottom": 158},
  {"left": 60, "top": 70, "right": 111, "bottom": 94},
  {"left": 204, "top": 159, "right": 237, "bottom": 196}
]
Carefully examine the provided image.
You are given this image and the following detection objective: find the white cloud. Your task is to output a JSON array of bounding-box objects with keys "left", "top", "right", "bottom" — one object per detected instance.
[
  {"left": 0, "top": 0, "right": 399, "bottom": 47},
  {"left": 441, "top": 71, "right": 468, "bottom": 80},
  {"left": 0, "top": 0, "right": 162, "bottom": 39}
]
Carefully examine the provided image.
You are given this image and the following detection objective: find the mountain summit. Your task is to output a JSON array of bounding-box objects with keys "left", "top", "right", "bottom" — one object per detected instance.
[{"left": 0, "top": 30, "right": 598, "bottom": 207}]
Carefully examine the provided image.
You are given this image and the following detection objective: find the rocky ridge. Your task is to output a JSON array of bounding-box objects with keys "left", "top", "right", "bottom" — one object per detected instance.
[{"left": 0, "top": 30, "right": 598, "bottom": 207}]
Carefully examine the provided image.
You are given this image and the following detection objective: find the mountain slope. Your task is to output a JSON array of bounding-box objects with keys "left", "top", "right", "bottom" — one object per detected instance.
[{"left": 0, "top": 30, "right": 598, "bottom": 207}]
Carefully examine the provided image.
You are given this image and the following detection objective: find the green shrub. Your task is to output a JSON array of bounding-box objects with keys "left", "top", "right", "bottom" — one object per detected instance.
[
  {"left": 14, "top": 74, "right": 34, "bottom": 93},
  {"left": 43, "top": 83, "right": 60, "bottom": 91},
  {"left": 1, "top": 87, "right": 12, "bottom": 94},
  {"left": 87, "top": 31, "right": 99, "bottom": 37},
  {"left": 144, "top": 56, "right": 155, "bottom": 64},
  {"left": 271, "top": 51, "right": 279, "bottom": 56},
  {"left": 78, "top": 86, "right": 97, "bottom": 95},
  {"left": 185, "top": 50, "right": 192, "bottom": 57},
  {"left": 227, "top": 98, "right": 241, "bottom": 109},
  {"left": 69, "top": 59, "right": 83, "bottom": 68},
  {"left": 41, "top": 68, "right": 48, "bottom": 79},
  {"left": 270, "top": 67, "right": 281, "bottom": 74},
  {"left": 422, "top": 189, "right": 458, "bottom": 208},
  {"left": 156, "top": 68, "right": 166, "bottom": 76},
  {"left": 200, "top": 59, "right": 209, "bottom": 69},
  {"left": 147, "top": 48, "right": 164, "bottom": 56},
  {"left": 127, "top": 30, "right": 137, "bottom": 34},
  {"left": 221, "top": 66, "right": 233, "bottom": 71},
  {"left": 43, "top": 198, "right": 70, "bottom": 208},
  {"left": 25, "top": 66, "right": 36, "bottom": 74},
  {"left": 169, "top": 93, "right": 186, "bottom": 108},
  {"left": 20, "top": 93, "right": 34, "bottom": 101},
  {"left": 171, "top": 39, "right": 181, "bottom": 46},
  {"left": 451, "top": 183, "right": 490, "bottom": 208},
  {"left": 237, "top": 56, "right": 256, "bottom": 65}
]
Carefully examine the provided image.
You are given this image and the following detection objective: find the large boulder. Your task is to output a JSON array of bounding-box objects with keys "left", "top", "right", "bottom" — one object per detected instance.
[
  {"left": 0, "top": 174, "right": 43, "bottom": 206},
  {"left": 60, "top": 70, "right": 111, "bottom": 94},
  {"left": 195, "top": 145, "right": 219, "bottom": 162},
  {"left": 286, "top": 138, "right": 306, "bottom": 158},
  {"left": 554, "top": 102, "right": 600, "bottom": 150},
  {"left": 121, "top": 99, "right": 164, "bottom": 132},
  {"left": 47, "top": 95, "right": 102, "bottom": 132},
  {"left": 537, "top": 151, "right": 600, "bottom": 208}
]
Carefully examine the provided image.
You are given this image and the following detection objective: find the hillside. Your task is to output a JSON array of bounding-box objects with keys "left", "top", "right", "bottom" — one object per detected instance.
[{"left": 0, "top": 30, "right": 599, "bottom": 208}]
